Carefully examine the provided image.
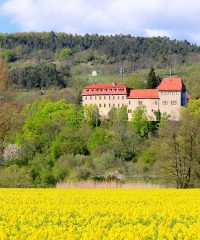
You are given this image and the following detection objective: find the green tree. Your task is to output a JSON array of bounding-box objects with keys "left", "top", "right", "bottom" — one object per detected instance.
[
  {"left": 84, "top": 105, "right": 100, "bottom": 127},
  {"left": 157, "top": 101, "right": 200, "bottom": 188},
  {"left": 146, "top": 67, "right": 161, "bottom": 89},
  {"left": 4, "top": 49, "right": 16, "bottom": 62},
  {"left": 131, "top": 106, "right": 151, "bottom": 138},
  {"left": 88, "top": 128, "right": 113, "bottom": 152},
  {"left": 108, "top": 106, "right": 128, "bottom": 141},
  {"left": 57, "top": 48, "right": 72, "bottom": 60},
  {"left": 0, "top": 165, "right": 32, "bottom": 187}
]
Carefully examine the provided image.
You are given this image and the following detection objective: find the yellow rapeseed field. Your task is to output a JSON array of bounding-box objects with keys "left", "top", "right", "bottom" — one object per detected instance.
[{"left": 0, "top": 189, "right": 199, "bottom": 240}]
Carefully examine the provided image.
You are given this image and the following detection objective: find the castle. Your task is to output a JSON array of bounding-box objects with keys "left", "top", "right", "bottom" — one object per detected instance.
[{"left": 82, "top": 77, "right": 188, "bottom": 121}]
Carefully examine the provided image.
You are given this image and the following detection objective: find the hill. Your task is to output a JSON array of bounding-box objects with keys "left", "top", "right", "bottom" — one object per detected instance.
[{"left": 1, "top": 32, "right": 200, "bottom": 97}]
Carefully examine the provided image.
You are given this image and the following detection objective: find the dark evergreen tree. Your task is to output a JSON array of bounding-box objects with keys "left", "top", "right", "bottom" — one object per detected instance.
[
  {"left": 146, "top": 67, "right": 161, "bottom": 89},
  {"left": 147, "top": 67, "right": 157, "bottom": 89}
]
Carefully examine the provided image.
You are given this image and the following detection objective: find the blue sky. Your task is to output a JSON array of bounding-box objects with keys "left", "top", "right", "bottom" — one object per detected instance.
[{"left": 0, "top": 0, "right": 200, "bottom": 44}]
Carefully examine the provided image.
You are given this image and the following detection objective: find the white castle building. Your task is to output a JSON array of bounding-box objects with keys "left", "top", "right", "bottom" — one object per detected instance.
[{"left": 82, "top": 77, "right": 188, "bottom": 121}]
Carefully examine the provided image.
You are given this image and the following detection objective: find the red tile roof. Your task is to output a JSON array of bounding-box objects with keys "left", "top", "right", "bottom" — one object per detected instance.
[
  {"left": 127, "top": 89, "right": 159, "bottom": 99},
  {"left": 82, "top": 83, "right": 130, "bottom": 95},
  {"left": 157, "top": 77, "right": 185, "bottom": 91},
  {"left": 82, "top": 77, "right": 186, "bottom": 98}
]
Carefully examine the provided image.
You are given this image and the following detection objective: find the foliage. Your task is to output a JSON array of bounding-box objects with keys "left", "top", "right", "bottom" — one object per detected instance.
[
  {"left": 0, "top": 33, "right": 199, "bottom": 64},
  {"left": 11, "top": 64, "right": 67, "bottom": 89},
  {"left": 156, "top": 100, "right": 200, "bottom": 188},
  {"left": 0, "top": 165, "right": 32, "bottom": 187},
  {"left": 88, "top": 128, "right": 113, "bottom": 152},
  {"left": 3, "top": 144, "right": 21, "bottom": 161},
  {"left": 4, "top": 49, "right": 16, "bottom": 62},
  {"left": 57, "top": 48, "right": 72, "bottom": 60},
  {"left": 83, "top": 105, "right": 100, "bottom": 127},
  {"left": 146, "top": 66, "right": 161, "bottom": 89},
  {"left": 131, "top": 106, "right": 151, "bottom": 138},
  {"left": 0, "top": 58, "right": 9, "bottom": 93}
]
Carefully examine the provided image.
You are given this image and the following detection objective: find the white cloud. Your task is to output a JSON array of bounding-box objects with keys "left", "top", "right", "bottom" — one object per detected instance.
[
  {"left": 0, "top": 0, "right": 200, "bottom": 43},
  {"left": 146, "top": 29, "right": 172, "bottom": 38}
]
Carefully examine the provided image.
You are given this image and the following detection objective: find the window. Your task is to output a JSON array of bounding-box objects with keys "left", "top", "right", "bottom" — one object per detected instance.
[
  {"left": 109, "top": 96, "right": 111, "bottom": 100},
  {"left": 99, "top": 96, "right": 101, "bottom": 100},
  {"left": 95, "top": 96, "right": 97, "bottom": 100},
  {"left": 90, "top": 96, "right": 92, "bottom": 100},
  {"left": 109, "top": 103, "right": 111, "bottom": 107},
  {"left": 171, "top": 100, "right": 177, "bottom": 105},
  {"left": 118, "top": 96, "right": 120, "bottom": 100},
  {"left": 162, "top": 101, "right": 168, "bottom": 105},
  {"left": 104, "top": 104, "right": 106, "bottom": 107},
  {"left": 113, "top": 96, "right": 115, "bottom": 100},
  {"left": 122, "top": 96, "right": 124, "bottom": 100},
  {"left": 113, "top": 104, "right": 115, "bottom": 107},
  {"left": 155, "top": 101, "right": 157, "bottom": 105},
  {"left": 128, "top": 109, "right": 132, "bottom": 113},
  {"left": 104, "top": 96, "right": 106, "bottom": 100},
  {"left": 139, "top": 101, "right": 143, "bottom": 105},
  {"left": 99, "top": 104, "right": 101, "bottom": 107},
  {"left": 129, "top": 100, "right": 131, "bottom": 105},
  {"left": 85, "top": 96, "right": 87, "bottom": 100},
  {"left": 118, "top": 104, "right": 120, "bottom": 107}
]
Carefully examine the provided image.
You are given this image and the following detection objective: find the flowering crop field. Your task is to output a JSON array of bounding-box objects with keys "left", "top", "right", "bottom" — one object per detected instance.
[{"left": 0, "top": 189, "right": 199, "bottom": 240}]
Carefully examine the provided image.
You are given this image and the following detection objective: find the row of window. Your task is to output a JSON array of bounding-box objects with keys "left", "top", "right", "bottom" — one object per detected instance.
[
  {"left": 85, "top": 103, "right": 125, "bottom": 108},
  {"left": 128, "top": 109, "right": 156, "bottom": 114},
  {"left": 99, "top": 103, "right": 125, "bottom": 108},
  {"left": 137, "top": 101, "right": 157, "bottom": 105},
  {"left": 84, "top": 95, "right": 125, "bottom": 100},
  {"left": 160, "top": 92, "right": 180, "bottom": 95},
  {"left": 162, "top": 101, "right": 177, "bottom": 105},
  {"left": 86, "top": 88, "right": 125, "bottom": 92}
]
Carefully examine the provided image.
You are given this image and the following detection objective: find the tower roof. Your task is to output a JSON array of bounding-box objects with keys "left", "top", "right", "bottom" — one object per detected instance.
[{"left": 157, "top": 77, "right": 185, "bottom": 91}]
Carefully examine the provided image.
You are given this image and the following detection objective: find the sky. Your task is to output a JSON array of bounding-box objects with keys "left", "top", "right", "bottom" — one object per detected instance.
[{"left": 0, "top": 0, "right": 200, "bottom": 44}]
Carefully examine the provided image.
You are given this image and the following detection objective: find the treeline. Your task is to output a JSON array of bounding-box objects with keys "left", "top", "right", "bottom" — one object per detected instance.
[
  {"left": 0, "top": 95, "right": 200, "bottom": 188},
  {"left": 0, "top": 32, "right": 200, "bottom": 63}
]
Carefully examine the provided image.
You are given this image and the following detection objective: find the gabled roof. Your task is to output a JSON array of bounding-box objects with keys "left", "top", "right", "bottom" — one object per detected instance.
[
  {"left": 82, "top": 83, "right": 130, "bottom": 95},
  {"left": 84, "top": 83, "right": 127, "bottom": 89},
  {"left": 127, "top": 89, "right": 159, "bottom": 99},
  {"left": 157, "top": 77, "right": 185, "bottom": 91}
]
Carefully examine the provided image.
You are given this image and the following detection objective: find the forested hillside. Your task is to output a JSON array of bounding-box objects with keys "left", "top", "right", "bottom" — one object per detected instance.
[
  {"left": 1, "top": 32, "right": 199, "bottom": 63},
  {"left": 1, "top": 32, "right": 200, "bottom": 97}
]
